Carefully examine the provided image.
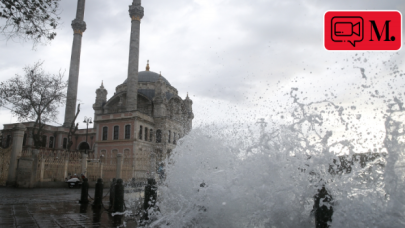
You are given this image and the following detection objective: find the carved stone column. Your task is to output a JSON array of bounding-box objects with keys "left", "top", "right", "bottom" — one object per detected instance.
[
  {"left": 64, "top": 0, "right": 87, "bottom": 127},
  {"left": 126, "top": 0, "right": 144, "bottom": 111},
  {"left": 81, "top": 153, "right": 88, "bottom": 177},
  {"left": 7, "top": 123, "right": 26, "bottom": 186},
  {"left": 64, "top": 159, "right": 69, "bottom": 180}
]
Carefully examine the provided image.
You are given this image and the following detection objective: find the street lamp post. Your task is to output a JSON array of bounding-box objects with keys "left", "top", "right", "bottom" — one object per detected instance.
[{"left": 83, "top": 116, "right": 93, "bottom": 154}]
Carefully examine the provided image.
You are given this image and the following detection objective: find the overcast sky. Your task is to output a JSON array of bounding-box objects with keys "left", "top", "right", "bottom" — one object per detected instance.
[{"left": 0, "top": 0, "right": 405, "bottom": 131}]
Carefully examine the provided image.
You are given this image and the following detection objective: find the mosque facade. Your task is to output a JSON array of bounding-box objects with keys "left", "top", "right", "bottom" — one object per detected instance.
[
  {"left": 0, "top": 0, "right": 193, "bottom": 177},
  {"left": 92, "top": 62, "right": 194, "bottom": 175}
]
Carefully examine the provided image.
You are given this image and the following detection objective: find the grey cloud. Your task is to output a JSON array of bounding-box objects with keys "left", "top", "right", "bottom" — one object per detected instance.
[{"left": 0, "top": 0, "right": 404, "bottom": 127}]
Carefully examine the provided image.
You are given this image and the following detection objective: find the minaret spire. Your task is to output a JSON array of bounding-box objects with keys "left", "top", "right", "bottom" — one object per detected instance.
[
  {"left": 146, "top": 60, "right": 150, "bottom": 71},
  {"left": 63, "top": 0, "right": 87, "bottom": 127},
  {"left": 126, "top": 0, "right": 144, "bottom": 111}
]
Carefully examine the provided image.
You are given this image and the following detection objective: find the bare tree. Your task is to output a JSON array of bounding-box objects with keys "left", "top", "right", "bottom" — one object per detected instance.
[
  {"left": 0, "top": 61, "right": 67, "bottom": 148},
  {"left": 0, "top": 0, "right": 61, "bottom": 46}
]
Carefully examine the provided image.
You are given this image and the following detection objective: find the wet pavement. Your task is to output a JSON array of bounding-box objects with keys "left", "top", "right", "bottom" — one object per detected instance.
[{"left": 0, "top": 187, "right": 142, "bottom": 227}]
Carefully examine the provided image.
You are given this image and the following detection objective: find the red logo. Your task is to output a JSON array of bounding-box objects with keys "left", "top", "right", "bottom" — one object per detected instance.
[{"left": 324, "top": 11, "right": 402, "bottom": 51}]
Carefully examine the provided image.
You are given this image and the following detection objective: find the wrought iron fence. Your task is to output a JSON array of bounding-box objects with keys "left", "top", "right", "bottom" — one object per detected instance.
[{"left": 18, "top": 149, "right": 150, "bottom": 183}]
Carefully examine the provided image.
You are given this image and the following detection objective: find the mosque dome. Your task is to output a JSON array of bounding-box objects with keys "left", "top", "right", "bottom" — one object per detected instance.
[
  {"left": 117, "top": 61, "right": 176, "bottom": 101},
  {"left": 123, "top": 71, "right": 171, "bottom": 86}
]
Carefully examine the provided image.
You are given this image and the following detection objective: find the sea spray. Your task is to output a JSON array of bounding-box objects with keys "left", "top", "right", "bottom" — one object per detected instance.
[
  {"left": 137, "top": 54, "right": 405, "bottom": 228},
  {"left": 148, "top": 104, "right": 402, "bottom": 227}
]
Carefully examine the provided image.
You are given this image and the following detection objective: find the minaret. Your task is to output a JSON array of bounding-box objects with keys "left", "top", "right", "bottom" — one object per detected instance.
[
  {"left": 63, "top": 0, "right": 87, "bottom": 127},
  {"left": 93, "top": 81, "right": 108, "bottom": 115},
  {"left": 126, "top": 0, "right": 144, "bottom": 111}
]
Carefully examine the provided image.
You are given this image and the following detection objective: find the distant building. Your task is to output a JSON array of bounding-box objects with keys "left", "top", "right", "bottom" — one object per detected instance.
[{"left": 1, "top": 0, "right": 193, "bottom": 178}]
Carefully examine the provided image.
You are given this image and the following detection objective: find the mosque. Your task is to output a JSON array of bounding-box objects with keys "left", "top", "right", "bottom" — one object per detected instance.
[{"left": 0, "top": 0, "right": 193, "bottom": 176}]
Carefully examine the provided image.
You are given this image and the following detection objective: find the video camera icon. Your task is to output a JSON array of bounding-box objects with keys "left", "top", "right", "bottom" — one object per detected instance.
[{"left": 331, "top": 16, "right": 364, "bottom": 47}]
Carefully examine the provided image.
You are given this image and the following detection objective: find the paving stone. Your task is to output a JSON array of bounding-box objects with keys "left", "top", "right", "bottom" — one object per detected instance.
[{"left": 0, "top": 187, "right": 139, "bottom": 227}]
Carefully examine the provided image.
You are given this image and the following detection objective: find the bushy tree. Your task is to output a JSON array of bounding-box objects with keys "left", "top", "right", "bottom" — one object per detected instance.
[
  {"left": 0, "top": 0, "right": 61, "bottom": 45},
  {"left": 0, "top": 61, "right": 67, "bottom": 148}
]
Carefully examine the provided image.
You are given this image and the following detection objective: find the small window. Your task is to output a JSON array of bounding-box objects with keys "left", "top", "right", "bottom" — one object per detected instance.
[
  {"left": 102, "top": 127, "right": 108, "bottom": 140},
  {"left": 168, "top": 130, "right": 171, "bottom": 143},
  {"left": 41, "top": 135, "right": 47, "bottom": 147},
  {"left": 49, "top": 136, "right": 54, "bottom": 148},
  {"left": 139, "top": 126, "right": 143, "bottom": 140},
  {"left": 173, "top": 132, "right": 176, "bottom": 145},
  {"left": 125, "top": 125, "right": 131, "bottom": 139},
  {"left": 63, "top": 138, "right": 68, "bottom": 149},
  {"left": 149, "top": 129, "right": 153, "bottom": 142},
  {"left": 156, "top": 130, "right": 162, "bottom": 143},
  {"left": 145, "top": 128, "right": 148, "bottom": 141},
  {"left": 114, "top": 126, "right": 119, "bottom": 140}
]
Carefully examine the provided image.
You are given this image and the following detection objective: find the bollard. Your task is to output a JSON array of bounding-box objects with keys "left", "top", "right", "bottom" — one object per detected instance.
[
  {"left": 113, "top": 179, "right": 125, "bottom": 212},
  {"left": 80, "top": 203, "right": 88, "bottom": 213},
  {"left": 142, "top": 178, "right": 158, "bottom": 221},
  {"left": 92, "top": 206, "right": 102, "bottom": 223},
  {"left": 143, "top": 178, "right": 157, "bottom": 211},
  {"left": 313, "top": 186, "right": 333, "bottom": 228},
  {"left": 113, "top": 214, "right": 123, "bottom": 226},
  {"left": 110, "top": 178, "right": 117, "bottom": 207},
  {"left": 92, "top": 178, "right": 104, "bottom": 207},
  {"left": 79, "top": 178, "right": 89, "bottom": 204}
]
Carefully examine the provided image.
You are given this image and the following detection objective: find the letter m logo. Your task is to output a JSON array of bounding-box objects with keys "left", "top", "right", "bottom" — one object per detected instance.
[{"left": 369, "top": 20, "right": 391, "bottom": 41}]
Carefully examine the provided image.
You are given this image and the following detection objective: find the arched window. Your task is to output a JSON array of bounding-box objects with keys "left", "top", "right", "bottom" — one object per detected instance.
[
  {"left": 168, "top": 130, "right": 171, "bottom": 143},
  {"left": 49, "top": 136, "right": 54, "bottom": 148},
  {"left": 139, "top": 126, "right": 143, "bottom": 140},
  {"left": 78, "top": 142, "right": 90, "bottom": 150},
  {"left": 145, "top": 127, "right": 148, "bottom": 141},
  {"left": 149, "top": 129, "right": 153, "bottom": 142},
  {"left": 125, "top": 125, "right": 131, "bottom": 139},
  {"left": 114, "top": 126, "right": 119, "bottom": 140},
  {"left": 173, "top": 132, "right": 176, "bottom": 145},
  {"left": 102, "top": 127, "right": 108, "bottom": 140},
  {"left": 63, "top": 138, "right": 68, "bottom": 149},
  {"left": 156, "top": 130, "right": 162, "bottom": 143}
]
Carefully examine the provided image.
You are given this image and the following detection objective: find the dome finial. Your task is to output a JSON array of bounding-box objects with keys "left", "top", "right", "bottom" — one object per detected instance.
[
  {"left": 100, "top": 80, "right": 104, "bottom": 88},
  {"left": 187, "top": 92, "right": 189, "bottom": 98},
  {"left": 146, "top": 60, "right": 150, "bottom": 71}
]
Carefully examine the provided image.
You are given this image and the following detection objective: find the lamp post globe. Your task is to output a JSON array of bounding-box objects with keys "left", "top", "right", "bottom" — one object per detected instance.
[{"left": 83, "top": 116, "right": 92, "bottom": 154}]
